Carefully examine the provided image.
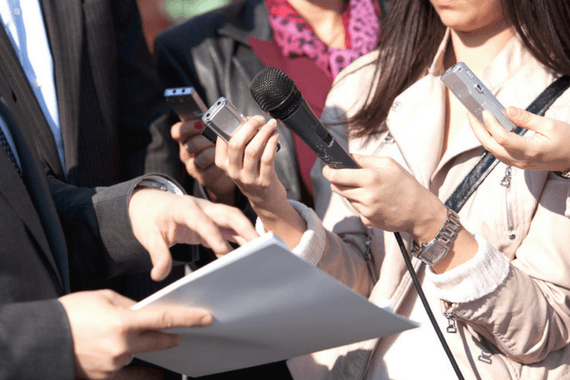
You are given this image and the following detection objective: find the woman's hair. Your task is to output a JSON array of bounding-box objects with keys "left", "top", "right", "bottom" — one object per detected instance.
[{"left": 348, "top": 0, "right": 570, "bottom": 138}]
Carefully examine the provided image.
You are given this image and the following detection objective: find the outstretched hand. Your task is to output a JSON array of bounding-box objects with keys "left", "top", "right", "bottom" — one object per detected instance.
[
  {"left": 129, "top": 189, "right": 259, "bottom": 281},
  {"left": 468, "top": 107, "right": 570, "bottom": 171}
]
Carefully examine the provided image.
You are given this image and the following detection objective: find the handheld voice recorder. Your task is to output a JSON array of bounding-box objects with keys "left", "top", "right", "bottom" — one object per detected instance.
[
  {"left": 164, "top": 87, "right": 219, "bottom": 143},
  {"left": 441, "top": 62, "right": 516, "bottom": 131},
  {"left": 201, "top": 97, "right": 247, "bottom": 144},
  {"left": 202, "top": 97, "right": 281, "bottom": 150},
  {"left": 164, "top": 87, "right": 208, "bottom": 120}
]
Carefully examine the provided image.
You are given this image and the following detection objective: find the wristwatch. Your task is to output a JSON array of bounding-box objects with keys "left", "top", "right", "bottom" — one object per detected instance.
[
  {"left": 412, "top": 208, "right": 461, "bottom": 266},
  {"left": 554, "top": 170, "right": 570, "bottom": 179}
]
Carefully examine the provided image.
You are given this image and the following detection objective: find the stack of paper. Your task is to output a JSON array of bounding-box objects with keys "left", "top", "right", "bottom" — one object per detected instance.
[{"left": 134, "top": 233, "right": 416, "bottom": 377}]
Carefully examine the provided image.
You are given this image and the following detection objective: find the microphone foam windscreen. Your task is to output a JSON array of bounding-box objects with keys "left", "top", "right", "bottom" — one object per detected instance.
[{"left": 250, "top": 67, "right": 296, "bottom": 114}]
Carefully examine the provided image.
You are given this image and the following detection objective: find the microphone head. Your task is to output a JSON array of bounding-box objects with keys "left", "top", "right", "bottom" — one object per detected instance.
[{"left": 250, "top": 67, "right": 302, "bottom": 119}]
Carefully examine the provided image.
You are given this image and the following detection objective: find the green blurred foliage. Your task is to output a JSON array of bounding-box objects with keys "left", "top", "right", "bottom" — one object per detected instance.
[{"left": 165, "top": 0, "right": 229, "bottom": 19}]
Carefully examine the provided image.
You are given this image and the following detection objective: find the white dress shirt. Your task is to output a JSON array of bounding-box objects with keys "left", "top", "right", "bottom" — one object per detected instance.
[{"left": 0, "top": 0, "right": 65, "bottom": 171}]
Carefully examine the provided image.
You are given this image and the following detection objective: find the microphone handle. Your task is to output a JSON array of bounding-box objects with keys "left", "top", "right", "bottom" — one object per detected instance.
[{"left": 280, "top": 100, "right": 360, "bottom": 169}]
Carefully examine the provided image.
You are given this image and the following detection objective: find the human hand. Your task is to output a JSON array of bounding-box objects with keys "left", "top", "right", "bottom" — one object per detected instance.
[
  {"left": 322, "top": 154, "right": 447, "bottom": 243},
  {"left": 214, "top": 115, "right": 306, "bottom": 248},
  {"left": 129, "top": 189, "right": 258, "bottom": 280},
  {"left": 58, "top": 290, "right": 212, "bottom": 380},
  {"left": 171, "top": 119, "right": 237, "bottom": 204},
  {"left": 214, "top": 115, "right": 286, "bottom": 213},
  {"left": 468, "top": 107, "right": 570, "bottom": 171}
]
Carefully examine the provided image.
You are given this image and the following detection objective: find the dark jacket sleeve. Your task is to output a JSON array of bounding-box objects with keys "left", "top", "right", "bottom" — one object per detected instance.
[
  {"left": 47, "top": 175, "right": 154, "bottom": 282},
  {"left": 0, "top": 300, "right": 74, "bottom": 379}
]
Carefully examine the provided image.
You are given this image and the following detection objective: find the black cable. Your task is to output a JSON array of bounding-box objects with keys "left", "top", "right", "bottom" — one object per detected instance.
[{"left": 393, "top": 232, "right": 465, "bottom": 380}]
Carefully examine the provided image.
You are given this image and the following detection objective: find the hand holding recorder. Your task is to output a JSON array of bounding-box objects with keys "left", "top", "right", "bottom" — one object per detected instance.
[
  {"left": 165, "top": 87, "right": 237, "bottom": 204},
  {"left": 468, "top": 106, "right": 570, "bottom": 173},
  {"left": 442, "top": 62, "right": 570, "bottom": 174}
]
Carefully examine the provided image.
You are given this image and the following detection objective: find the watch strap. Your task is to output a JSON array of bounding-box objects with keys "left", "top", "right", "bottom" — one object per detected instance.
[{"left": 412, "top": 208, "right": 461, "bottom": 266}]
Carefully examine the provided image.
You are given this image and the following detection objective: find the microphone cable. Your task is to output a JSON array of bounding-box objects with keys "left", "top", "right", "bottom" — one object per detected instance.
[{"left": 393, "top": 232, "right": 465, "bottom": 380}]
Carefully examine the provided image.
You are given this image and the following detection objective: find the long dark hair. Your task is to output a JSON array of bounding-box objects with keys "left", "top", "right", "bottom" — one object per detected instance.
[{"left": 348, "top": 0, "right": 570, "bottom": 138}]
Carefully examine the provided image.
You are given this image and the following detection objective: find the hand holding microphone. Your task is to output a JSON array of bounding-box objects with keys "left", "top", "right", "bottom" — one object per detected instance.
[{"left": 248, "top": 68, "right": 444, "bottom": 241}]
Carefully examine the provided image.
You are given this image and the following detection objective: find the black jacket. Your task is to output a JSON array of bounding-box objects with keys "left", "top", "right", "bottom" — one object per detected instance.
[{"left": 0, "top": 75, "right": 153, "bottom": 379}]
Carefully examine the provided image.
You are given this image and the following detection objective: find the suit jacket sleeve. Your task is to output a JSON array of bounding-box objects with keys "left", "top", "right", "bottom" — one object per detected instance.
[
  {"left": 0, "top": 299, "right": 74, "bottom": 379},
  {"left": 47, "top": 175, "right": 155, "bottom": 283}
]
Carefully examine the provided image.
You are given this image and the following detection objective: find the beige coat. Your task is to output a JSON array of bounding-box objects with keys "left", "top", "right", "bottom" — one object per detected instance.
[{"left": 283, "top": 31, "right": 570, "bottom": 380}]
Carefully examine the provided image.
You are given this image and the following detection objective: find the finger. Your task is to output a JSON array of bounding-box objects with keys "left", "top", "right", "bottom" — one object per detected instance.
[
  {"left": 194, "top": 147, "right": 217, "bottom": 171},
  {"left": 196, "top": 199, "right": 259, "bottom": 243},
  {"left": 481, "top": 110, "right": 527, "bottom": 151},
  {"left": 226, "top": 115, "right": 265, "bottom": 176},
  {"left": 115, "top": 353, "right": 135, "bottom": 369},
  {"left": 506, "top": 106, "right": 545, "bottom": 133},
  {"left": 243, "top": 119, "right": 278, "bottom": 178},
  {"left": 329, "top": 182, "right": 363, "bottom": 203},
  {"left": 259, "top": 129, "right": 280, "bottom": 180},
  {"left": 128, "top": 330, "right": 181, "bottom": 354},
  {"left": 351, "top": 154, "right": 388, "bottom": 168},
  {"left": 467, "top": 113, "right": 516, "bottom": 160},
  {"left": 127, "top": 306, "right": 212, "bottom": 331},
  {"left": 171, "top": 120, "right": 203, "bottom": 143},
  {"left": 176, "top": 200, "right": 233, "bottom": 254},
  {"left": 214, "top": 137, "right": 229, "bottom": 171},
  {"left": 322, "top": 165, "right": 371, "bottom": 188},
  {"left": 185, "top": 135, "right": 214, "bottom": 157},
  {"left": 144, "top": 233, "right": 174, "bottom": 282}
]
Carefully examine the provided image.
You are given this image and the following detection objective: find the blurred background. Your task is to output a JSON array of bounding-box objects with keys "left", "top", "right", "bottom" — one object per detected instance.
[{"left": 136, "top": 0, "right": 230, "bottom": 53}]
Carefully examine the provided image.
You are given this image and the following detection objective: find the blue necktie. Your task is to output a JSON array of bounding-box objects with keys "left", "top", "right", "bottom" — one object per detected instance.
[{"left": 0, "top": 126, "right": 22, "bottom": 176}]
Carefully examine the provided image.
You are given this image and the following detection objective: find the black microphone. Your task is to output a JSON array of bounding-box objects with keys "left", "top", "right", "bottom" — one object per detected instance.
[{"left": 250, "top": 67, "right": 359, "bottom": 169}]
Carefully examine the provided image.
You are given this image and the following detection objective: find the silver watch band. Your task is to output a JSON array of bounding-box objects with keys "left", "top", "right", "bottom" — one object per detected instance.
[
  {"left": 412, "top": 208, "right": 461, "bottom": 266},
  {"left": 135, "top": 175, "right": 185, "bottom": 195}
]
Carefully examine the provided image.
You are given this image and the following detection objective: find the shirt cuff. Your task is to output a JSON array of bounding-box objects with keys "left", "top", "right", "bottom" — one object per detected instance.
[
  {"left": 255, "top": 200, "right": 327, "bottom": 266},
  {"left": 134, "top": 175, "right": 185, "bottom": 195},
  {"left": 426, "top": 234, "right": 510, "bottom": 303}
]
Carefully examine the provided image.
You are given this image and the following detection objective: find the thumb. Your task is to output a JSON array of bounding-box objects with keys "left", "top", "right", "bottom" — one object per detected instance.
[
  {"left": 351, "top": 153, "right": 378, "bottom": 168},
  {"left": 128, "top": 306, "right": 213, "bottom": 331},
  {"left": 143, "top": 234, "right": 173, "bottom": 282},
  {"left": 506, "top": 106, "right": 543, "bottom": 133}
]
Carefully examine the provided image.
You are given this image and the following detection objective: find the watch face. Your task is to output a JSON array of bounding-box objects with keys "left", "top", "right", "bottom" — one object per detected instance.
[{"left": 422, "top": 241, "right": 449, "bottom": 265}]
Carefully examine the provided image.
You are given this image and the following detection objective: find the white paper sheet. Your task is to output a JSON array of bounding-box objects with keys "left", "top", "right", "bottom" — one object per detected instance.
[{"left": 133, "top": 233, "right": 417, "bottom": 377}]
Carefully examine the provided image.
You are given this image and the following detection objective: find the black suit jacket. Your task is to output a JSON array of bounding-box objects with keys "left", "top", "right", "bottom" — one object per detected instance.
[
  {"left": 0, "top": 69, "right": 153, "bottom": 379},
  {"left": 0, "top": 0, "right": 188, "bottom": 298},
  {"left": 0, "top": 0, "right": 181, "bottom": 188}
]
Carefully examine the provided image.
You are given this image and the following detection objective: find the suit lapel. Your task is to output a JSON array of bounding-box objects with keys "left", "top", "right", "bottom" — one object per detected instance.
[
  {"left": 0, "top": 86, "right": 66, "bottom": 292},
  {"left": 0, "top": 23, "right": 64, "bottom": 179},
  {"left": 40, "top": 0, "right": 82, "bottom": 180},
  {"left": 0, "top": 148, "right": 53, "bottom": 264}
]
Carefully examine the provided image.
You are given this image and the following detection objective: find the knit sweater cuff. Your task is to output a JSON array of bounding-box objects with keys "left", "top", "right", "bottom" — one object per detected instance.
[
  {"left": 255, "top": 200, "right": 326, "bottom": 266},
  {"left": 426, "top": 234, "right": 510, "bottom": 303}
]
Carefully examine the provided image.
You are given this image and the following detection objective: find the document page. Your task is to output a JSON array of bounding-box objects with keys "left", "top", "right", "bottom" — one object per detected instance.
[{"left": 134, "top": 233, "right": 417, "bottom": 377}]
